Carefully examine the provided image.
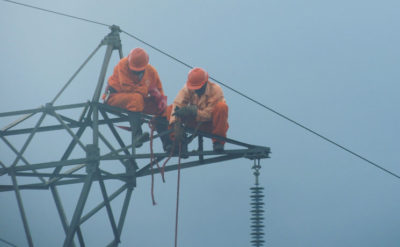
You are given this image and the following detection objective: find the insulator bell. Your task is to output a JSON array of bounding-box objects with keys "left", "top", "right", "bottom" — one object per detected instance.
[{"left": 250, "top": 159, "right": 265, "bottom": 247}]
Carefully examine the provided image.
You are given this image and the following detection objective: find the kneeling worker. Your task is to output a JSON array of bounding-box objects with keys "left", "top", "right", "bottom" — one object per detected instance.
[
  {"left": 103, "top": 47, "right": 171, "bottom": 150},
  {"left": 168, "top": 67, "right": 229, "bottom": 152}
]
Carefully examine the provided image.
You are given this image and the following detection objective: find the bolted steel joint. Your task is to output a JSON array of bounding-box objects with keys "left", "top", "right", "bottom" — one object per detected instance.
[
  {"left": 109, "top": 24, "right": 121, "bottom": 33},
  {"left": 43, "top": 102, "right": 54, "bottom": 114},
  {"left": 101, "top": 24, "right": 122, "bottom": 49}
]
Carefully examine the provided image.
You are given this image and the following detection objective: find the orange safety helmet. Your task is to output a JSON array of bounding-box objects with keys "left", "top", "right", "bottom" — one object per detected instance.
[
  {"left": 128, "top": 48, "right": 149, "bottom": 71},
  {"left": 186, "top": 67, "right": 209, "bottom": 90}
]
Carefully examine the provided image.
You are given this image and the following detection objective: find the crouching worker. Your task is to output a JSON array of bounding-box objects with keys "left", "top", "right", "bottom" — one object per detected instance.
[
  {"left": 167, "top": 67, "right": 229, "bottom": 153},
  {"left": 102, "top": 47, "right": 172, "bottom": 150}
]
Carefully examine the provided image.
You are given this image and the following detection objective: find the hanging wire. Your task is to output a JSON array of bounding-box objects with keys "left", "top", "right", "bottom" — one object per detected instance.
[{"left": 2, "top": 0, "right": 399, "bottom": 180}]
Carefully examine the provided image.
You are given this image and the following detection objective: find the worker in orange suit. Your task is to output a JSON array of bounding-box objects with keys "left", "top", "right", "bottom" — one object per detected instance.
[
  {"left": 167, "top": 67, "right": 229, "bottom": 152},
  {"left": 103, "top": 47, "right": 171, "bottom": 150}
]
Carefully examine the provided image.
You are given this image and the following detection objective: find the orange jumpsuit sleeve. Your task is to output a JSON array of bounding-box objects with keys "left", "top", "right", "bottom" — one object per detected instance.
[
  {"left": 196, "top": 83, "right": 225, "bottom": 122},
  {"left": 107, "top": 60, "right": 123, "bottom": 92}
]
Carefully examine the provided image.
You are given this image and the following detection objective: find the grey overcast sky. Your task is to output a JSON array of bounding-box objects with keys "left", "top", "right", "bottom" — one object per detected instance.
[{"left": 1, "top": 0, "right": 400, "bottom": 246}]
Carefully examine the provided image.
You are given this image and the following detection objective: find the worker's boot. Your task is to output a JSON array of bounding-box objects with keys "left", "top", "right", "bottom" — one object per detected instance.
[
  {"left": 172, "top": 140, "right": 188, "bottom": 159},
  {"left": 180, "top": 140, "right": 189, "bottom": 158},
  {"left": 172, "top": 121, "right": 189, "bottom": 158},
  {"left": 130, "top": 116, "right": 149, "bottom": 148},
  {"left": 153, "top": 116, "right": 173, "bottom": 153},
  {"left": 162, "top": 137, "right": 173, "bottom": 153},
  {"left": 213, "top": 142, "right": 224, "bottom": 153},
  {"left": 134, "top": 130, "right": 149, "bottom": 148}
]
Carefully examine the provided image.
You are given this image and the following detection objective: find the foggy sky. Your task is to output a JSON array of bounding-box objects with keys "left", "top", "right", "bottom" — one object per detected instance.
[{"left": 1, "top": 0, "right": 399, "bottom": 246}]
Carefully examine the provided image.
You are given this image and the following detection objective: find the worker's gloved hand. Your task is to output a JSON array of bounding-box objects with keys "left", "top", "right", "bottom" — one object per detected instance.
[
  {"left": 148, "top": 86, "right": 167, "bottom": 113},
  {"left": 102, "top": 85, "right": 117, "bottom": 102},
  {"left": 148, "top": 86, "right": 161, "bottom": 98},
  {"left": 157, "top": 95, "right": 167, "bottom": 113},
  {"left": 173, "top": 105, "right": 197, "bottom": 118}
]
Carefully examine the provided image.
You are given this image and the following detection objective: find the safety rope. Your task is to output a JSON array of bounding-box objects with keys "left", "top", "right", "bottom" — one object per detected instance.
[
  {"left": 160, "top": 143, "right": 175, "bottom": 181},
  {"left": 174, "top": 142, "right": 182, "bottom": 247},
  {"left": 148, "top": 119, "right": 162, "bottom": 205},
  {"left": 147, "top": 130, "right": 182, "bottom": 246}
]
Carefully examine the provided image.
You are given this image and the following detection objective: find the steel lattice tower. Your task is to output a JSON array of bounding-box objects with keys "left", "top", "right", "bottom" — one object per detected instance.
[{"left": 0, "top": 26, "right": 270, "bottom": 247}]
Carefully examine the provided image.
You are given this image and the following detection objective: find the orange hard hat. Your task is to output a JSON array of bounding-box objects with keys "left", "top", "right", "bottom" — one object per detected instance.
[
  {"left": 128, "top": 48, "right": 149, "bottom": 71},
  {"left": 186, "top": 67, "right": 209, "bottom": 90}
]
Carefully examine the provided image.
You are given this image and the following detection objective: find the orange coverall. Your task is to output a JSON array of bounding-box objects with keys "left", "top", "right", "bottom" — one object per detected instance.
[
  {"left": 104, "top": 57, "right": 165, "bottom": 115},
  {"left": 167, "top": 81, "right": 229, "bottom": 143}
]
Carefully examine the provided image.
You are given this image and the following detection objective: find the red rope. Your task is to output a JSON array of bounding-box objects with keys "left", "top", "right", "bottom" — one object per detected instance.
[
  {"left": 149, "top": 121, "right": 157, "bottom": 205},
  {"left": 174, "top": 142, "right": 182, "bottom": 247},
  {"left": 160, "top": 141, "right": 175, "bottom": 181},
  {"left": 148, "top": 118, "right": 163, "bottom": 205},
  {"left": 148, "top": 117, "right": 179, "bottom": 205},
  {"left": 148, "top": 118, "right": 183, "bottom": 246}
]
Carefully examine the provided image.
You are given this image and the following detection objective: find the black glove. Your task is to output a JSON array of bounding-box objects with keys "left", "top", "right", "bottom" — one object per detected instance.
[{"left": 173, "top": 105, "right": 197, "bottom": 118}]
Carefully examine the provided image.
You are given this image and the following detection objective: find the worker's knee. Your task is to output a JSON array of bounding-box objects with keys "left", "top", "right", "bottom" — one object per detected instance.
[
  {"left": 126, "top": 93, "right": 145, "bottom": 112},
  {"left": 213, "top": 101, "right": 228, "bottom": 116},
  {"left": 107, "top": 93, "right": 145, "bottom": 112}
]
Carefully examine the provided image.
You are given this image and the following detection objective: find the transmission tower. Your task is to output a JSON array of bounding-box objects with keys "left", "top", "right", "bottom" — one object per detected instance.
[{"left": 0, "top": 25, "right": 270, "bottom": 247}]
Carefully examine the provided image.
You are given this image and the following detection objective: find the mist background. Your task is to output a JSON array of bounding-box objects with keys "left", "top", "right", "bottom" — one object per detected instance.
[{"left": 1, "top": 0, "right": 399, "bottom": 246}]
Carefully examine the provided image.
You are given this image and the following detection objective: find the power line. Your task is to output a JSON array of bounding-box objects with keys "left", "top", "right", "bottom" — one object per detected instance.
[
  {"left": 0, "top": 237, "right": 18, "bottom": 247},
  {"left": 2, "top": 0, "right": 399, "bottom": 180},
  {"left": 1, "top": 0, "right": 109, "bottom": 27},
  {"left": 122, "top": 31, "right": 194, "bottom": 69},
  {"left": 121, "top": 29, "right": 400, "bottom": 180}
]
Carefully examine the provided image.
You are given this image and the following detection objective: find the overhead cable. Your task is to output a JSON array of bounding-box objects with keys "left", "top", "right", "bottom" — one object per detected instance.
[
  {"left": 2, "top": 0, "right": 399, "bottom": 180},
  {"left": 0, "top": 237, "right": 18, "bottom": 247},
  {"left": 1, "top": 0, "right": 110, "bottom": 27},
  {"left": 121, "top": 29, "right": 400, "bottom": 180}
]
